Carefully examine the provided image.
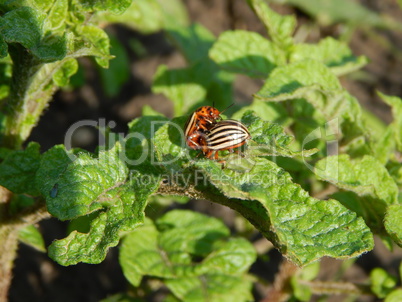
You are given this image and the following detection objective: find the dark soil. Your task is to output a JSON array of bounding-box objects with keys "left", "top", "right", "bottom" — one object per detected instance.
[{"left": 9, "top": 0, "right": 402, "bottom": 301}]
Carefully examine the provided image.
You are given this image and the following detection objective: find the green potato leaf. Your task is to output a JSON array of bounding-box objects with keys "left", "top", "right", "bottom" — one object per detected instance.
[
  {"left": 94, "top": 0, "right": 188, "bottom": 34},
  {"left": 44, "top": 144, "right": 158, "bottom": 265},
  {"left": 52, "top": 58, "right": 78, "bottom": 87},
  {"left": 256, "top": 59, "right": 341, "bottom": 98},
  {"left": 98, "top": 36, "right": 130, "bottom": 97},
  {"left": 126, "top": 114, "right": 170, "bottom": 174},
  {"left": 156, "top": 210, "right": 230, "bottom": 257},
  {"left": 193, "top": 157, "right": 373, "bottom": 266},
  {"left": 18, "top": 224, "right": 46, "bottom": 252},
  {"left": 152, "top": 64, "right": 207, "bottom": 116},
  {"left": 255, "top": 60, "right": 364, "bottom": 139},
  {"left": 128, "top": 112, "right": 372, "bottom": 267},
  {"left": 165, "top": 22, "right": 234, "bottom": 110},
  {"left": 45, "top": 144, "right": 129, "bottom": 220},
  {"left": 231, "top": 99, "right": 288, "bottom": 124},
  {"left": 384, "top": 204, "right": 402, "bottom": 247},
  {"left": 0, "top": 6, "right": 67, "bottom": 62},
  {"left": 0, "top": 142, "right": 41, "bottom": 196},
  {"left": 0, "top": 35, "right": 7, "bottom": 58},
  {"left": 316, "top": 155, "right": 398, "bottom": 232},
  {"left": 166, "top": 273, "right": 254, "bottom": 302},
  {"left": 78, "top": 25, "right": 111, "bottom": 68},
  {"left": 167, "top": 23, "right": 215, "bottom": 64},
  {"left": 241, "top": 111, "right": 317, "bottom": 158},
  {"left": 247, "top": 0, "right": 295, "bottom": 52},
  {"left": 370, "top": 268, "right": 397, "bottom": 299},
  {"left": 209, "top": 30, "right": 286, "bottom": 77},
  {"left": 119, "top": 210, "right": 256, "bottom": 302},
  {"left": 36, "top": 145, "right": 76, "bottom": 198},
  {"left": 44, "top": 0, "right": 68, "bottom": 32},
  {"left": 151, "top": 116, "right": 189, "bottom": 172},
  {"left": 94, "top": 0, "right": 163, "bottom": 34},
  {"left": 79, "top": 0, "right": 132, "bottom": 14},
  {"left": 386, "top": 289, "right": 402, "bottom": 302},
  {"left": 281, "top": 0, "right": 386, "bottom": 27},
  {"left": 290, "top": 37, "right": 368, "bottom": 76},
  {"left": 378, "top": 92, "right": 402, "bottom": 153}
]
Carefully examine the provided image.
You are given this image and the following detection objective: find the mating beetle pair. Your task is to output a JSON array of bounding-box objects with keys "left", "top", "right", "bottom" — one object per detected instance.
[{"left": 184, "top": 106, "right": 251, "bottom": 160}]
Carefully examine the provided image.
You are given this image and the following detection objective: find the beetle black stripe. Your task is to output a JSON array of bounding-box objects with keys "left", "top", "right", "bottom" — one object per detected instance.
[
  {"left": 209, "top": 120, "right": 248, "bottom": 133},
  {"left": 208, "top": 120, "right": 249, "bottom": 135},
  {"left": 208, "top": 135, "right": 247, "bottom": 147},
  {"left": 210, "top": 126, "right": 243, "bottom": 136},
  {"left": 206, "top": 120, "right": 250, "bottom": 150},
  {"left": 208, "top": 130, "right": 247, "bottom": 145}
]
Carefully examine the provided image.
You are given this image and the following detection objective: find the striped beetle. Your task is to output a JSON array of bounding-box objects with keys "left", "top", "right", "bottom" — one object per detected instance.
[
  {"left": 184, "top": 106, "right": 221, "bottom": 150},
  {"left": 198, "top": 119, "right": 251, "bottom": 160},
  {"left": 184, "top": 105, "right": 236, "bottom": 151},
  {"left": 184, "top": 106, "right": 221, "bottom": 137}
]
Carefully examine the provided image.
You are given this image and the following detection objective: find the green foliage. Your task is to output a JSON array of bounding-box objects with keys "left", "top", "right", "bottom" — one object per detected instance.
[
  {"left": 0, "top": 6, "right": 67, "bottom": 61},
  {"left": 1, "top": 0, "right": 402, "bottom": 301},
  {"left": 276, "top": 0, "right": 389, "bottom": 28},
  {"left": 0, "top": 142, "right": 41, "bottom": 195},
  {"left": 193, "top": 157, "right": 372, "bottom": 266},
  {"left": 153, "top": 22, "right": 234, "bottom": 115},
  {"left": 79, "top": 0, "right": 132, "bottom": 14},
  {"left": 370, "top": 268, "right": 398, "bottom": 298},
  {"left": 316, "top": 155, "right": 398, "bottom": 233},
  {"left": 290, "top": 262, "right": 320, "bottom": 301},
  {"left": 241, "top": 111, "right": 315, "bottom": 157},
  {"left": 120, "top": 211, "right": 256, "bottom": 302},
  {"left": 94, "top": 0, "right": 188, "bottom": 34},
  {"left": 248, "top": 0, "right": 295, "bottom": 52},
  {"left": 45, "top": 144, "right": 159, "bottom": 265},
  {"left": 290, "top": 37, "right": 368, "bottom": 76},
  {"left": 168, "top": 23, "right": 215, "bottom": 64},
  {"left": 153, "top": 64, "right": 208, "bottom": 116},
  {"left": 209, "top": 30, "right": 286, "bottom": 77},
  {"left": 386, "top": 289, "right": 402, "bottom": 302},
  {"left": 378, "top": 92, "right": 402, "bottom": 153},
  {"left": 385, "top": 205, "right": 402, "bottom": 247},
  {"left": 45, "top": 144, "right": 129, "bottom": 220},
  {"left": 98, "top": 36, "right": 130, "bottom": 97},
  {"left": 52, "top": 58, "right": 79, "bottom": 87},
  {"left": 18, "top": 225, "right": 46, "bottom": 252},
  {"left": 0, "top": 0, "right": 133, "bottom": 149}
]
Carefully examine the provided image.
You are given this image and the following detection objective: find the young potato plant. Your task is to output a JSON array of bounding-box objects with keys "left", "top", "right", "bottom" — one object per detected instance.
[{"left": 0, "top": 0, "right": 402, "bottom": 301}]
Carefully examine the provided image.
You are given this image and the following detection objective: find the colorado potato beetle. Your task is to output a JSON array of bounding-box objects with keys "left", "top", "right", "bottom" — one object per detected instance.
[
  {"left": 184, "top": 106, "right": 222, "bottom": 150},
  {"left": 199, "top": 119, "right": 251, "bottom": 160}
]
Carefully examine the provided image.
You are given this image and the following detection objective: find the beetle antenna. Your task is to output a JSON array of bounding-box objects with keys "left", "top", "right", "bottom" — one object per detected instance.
[{"left": 220, "top": 103, "right": 234, "bottom": 115}]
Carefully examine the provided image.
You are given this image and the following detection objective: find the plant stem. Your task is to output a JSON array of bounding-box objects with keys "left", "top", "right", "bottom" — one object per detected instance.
[
  {"left": 0, "top": 190, "right": 50, "bottom": 302},
  {"left": 0, "top": 187, "right": 16, "bottom": 302},
  {"left": 1, "top": 45, "right": 41, "bottom": 149},
  {"left": 299, "top": 280, "right": 372, "bottom": 296},
  {"left": 157, "top": 181, "right": 276, "bottom": 242},
  {"left": 1, "top": 44, "right": 59, "bottom": 149},
  {"left": 260, "top": 259, "right": 299, "bottom": 302},
  {"left": 0, "top": 225, "right": 19, "bottom": 302}
]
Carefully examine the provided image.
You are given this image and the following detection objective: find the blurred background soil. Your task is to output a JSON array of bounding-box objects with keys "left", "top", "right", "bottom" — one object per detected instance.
[{"left": 9, "top": 0, "right": 402, "bottom": 301}]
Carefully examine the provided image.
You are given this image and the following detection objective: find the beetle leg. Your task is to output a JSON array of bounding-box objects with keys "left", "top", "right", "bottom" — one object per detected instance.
[{"left": 226, "top": 148, "right": 245, "bottom": 158}]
